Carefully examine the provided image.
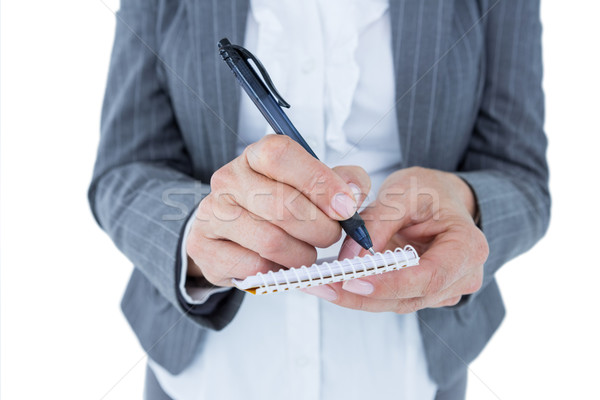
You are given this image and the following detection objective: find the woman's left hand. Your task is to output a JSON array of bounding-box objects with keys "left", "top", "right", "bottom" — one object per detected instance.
[{"left": 303, "top": 167, "right": 489, "bottom": 312}]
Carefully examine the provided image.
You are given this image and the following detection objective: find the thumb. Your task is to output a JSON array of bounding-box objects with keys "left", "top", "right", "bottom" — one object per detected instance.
[
  {"left": 332, "top": 165, "right": 371, "bottom": 208},
  {"left": 338, "top": 188, "right": 408, "bottom": 260}
]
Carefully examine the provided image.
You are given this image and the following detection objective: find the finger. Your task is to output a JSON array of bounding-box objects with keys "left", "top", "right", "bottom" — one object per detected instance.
[
  {"left": 429, "top": 268, "right": 484, "bottom": 307},
  {"left": 303, "top": 271, "right": 480, "bottom": 313},
  {"left": 324, "top": 280, "right": 465, "bottom": 314},
  {"left": 336, "top": 196, "right": 416, "bottom": 266},
  {"left": 338, "top": 237, "right": 364, "bottom": 261},
  {"left": 245, "top": 134, "right": 358, "bottom": 220},
  {"left": 187, "top": 235, "right": 281, "bottom": 287},
  {"left": 355, "top": 175, "right": 450, "bottom": 254},
  {"left": 340, "top": 228, "right": 470, "bottom": 300},
  {"left": 431, "top": 296, "right": 462, "bottom": 308},
  {"left": 201, "top": 203, "right": 318, "bottom": 269},
  {"left": 355, "top": 196, "right": 409, "bottom": 254},
  {"left": 207, "top": 171, "right": 341, "bottom": 248},
  {"left": 331, "top": 165, "right": 371, "bottom": 207},
  {"left": 307, "top": 281, "right": 438, "bottom": 314},
  {"left": 337, "top": 215, "right": 437, "bottom": 262},
  {"left": 303, "top": 281, "right": 404, "bottom": 312}
]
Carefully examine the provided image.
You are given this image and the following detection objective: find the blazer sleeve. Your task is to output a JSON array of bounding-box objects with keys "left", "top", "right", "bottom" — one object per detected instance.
[
  {"left": 455, "top": 0, "right": 550, "bottom": 306},
  {"left": 88, "top": 0, "right": 243, "bottom": 330}
]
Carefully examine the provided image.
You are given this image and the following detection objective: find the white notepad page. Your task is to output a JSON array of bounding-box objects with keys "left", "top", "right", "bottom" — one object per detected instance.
[{"left": 232, "top": 245, "right": 419, "bottom": 295}]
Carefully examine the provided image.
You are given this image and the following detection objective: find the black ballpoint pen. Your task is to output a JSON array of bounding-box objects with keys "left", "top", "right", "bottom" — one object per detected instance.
[{"left": 218, "top": 38, "right": 375, "bottom": 256}]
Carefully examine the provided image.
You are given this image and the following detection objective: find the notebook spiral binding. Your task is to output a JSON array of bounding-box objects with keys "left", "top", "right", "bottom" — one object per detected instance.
[{"left": 233, "top": 245, "right": 419, "bottom": 295}]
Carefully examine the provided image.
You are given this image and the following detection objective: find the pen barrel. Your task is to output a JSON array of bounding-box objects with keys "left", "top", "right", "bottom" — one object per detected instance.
[
  {"left": 219, "top": 40, "right": 318, "bottom": 160},
  {"left": 339, "top": 213, "right": 365, "bottom": 232},
  {"left": 340, "top": 213, "right": 372, "bottom": 251},
  {"left": 219, "top": 39, "right": 372, "bottom": 251}
]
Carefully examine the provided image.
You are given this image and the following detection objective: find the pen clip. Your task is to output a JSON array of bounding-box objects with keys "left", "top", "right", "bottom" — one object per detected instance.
[{"left": 218, "top": 39, "right": 291, "bottom": 108}]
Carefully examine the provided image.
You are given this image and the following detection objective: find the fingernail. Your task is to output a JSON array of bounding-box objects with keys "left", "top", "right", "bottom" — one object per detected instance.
[
  {"left": 302, "top": 285, "right": 338, "bottom": 301},
  {"left": 348, "top": 183, "right": 362, "bottom": 203},
  {"left": 342, "top": 279, "right": 374, "bottom": 295},
  {"left": 332, "top": 192, "right": 356, "bottom": 219},
  {"left": 339, "top": 239, "right": 362, "bottom": 260}
]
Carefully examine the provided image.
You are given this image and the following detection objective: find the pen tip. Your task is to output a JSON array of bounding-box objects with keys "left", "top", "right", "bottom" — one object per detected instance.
[{"left": 368, "top": 247, "right": 375, "bottom": 255}]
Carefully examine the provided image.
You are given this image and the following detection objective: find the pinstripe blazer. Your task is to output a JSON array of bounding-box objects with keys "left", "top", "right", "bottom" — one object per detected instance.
[{"left": 89, "top": 0, "right": 550, "bottom": 390}]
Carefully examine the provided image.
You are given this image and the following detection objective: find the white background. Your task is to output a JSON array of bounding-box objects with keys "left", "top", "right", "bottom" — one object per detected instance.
[{"left": 1, "top": 1, "right": 599, "bottom": 399}]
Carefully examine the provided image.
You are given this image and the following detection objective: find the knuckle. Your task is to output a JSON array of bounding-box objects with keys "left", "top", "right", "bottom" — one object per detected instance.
[
  {"left": 448, "top": 296, "right": 462, "bottom": 306},
  {"left": 316, "top": 224, "right": 342, "bottom": 248},
  {"left": 259, "top": 229, "right": 286, "bottom": 258},
  {"left": 465, "top": 270, "right": 484, "bottom": 294},
  {"left": 187, "top": 218, "right": 213, "bottom": 252},
  {"left": 261, "top": 133, "right": 286, "bottom": 148},
  {"left": 187, "top": 249, "right": 220, "bottom": 285},
  {"left": 196, "top": 195, "right": 214, "bottom": 220},
  {"left": 407, "top": 166, "right": 429, "bottom": 182},
  {"left": 353, "top": 165, "right": 368, "bottom": 180},
  {"left": 186, "top": 234, "right": 201, "bottom": 258},
  {"left": 252, "top": 256, "right": 274, "bottom": 274},
  {"left": 254, "top": 135, "right": 291, "bottom": 170},
  {"left": 334, "top": 165, "right": 370, "bottom": 190},
  {"left": 210, "top": 166, "right": 233, "bottom": 191},
  {"left": 474, "top": 230, "right": 490, "bottom": 265},
  {"left": 201, "top": 268, "right": 221, "bottom": 286},
  {"left": 242, "top": 142, "right": 256, "bottom": 158},
  {"left": 297, "top": 247, "right": 318, "bottom": 269},
  {"left": 301, "top": 167, "right": 329, "bottom": 196}
]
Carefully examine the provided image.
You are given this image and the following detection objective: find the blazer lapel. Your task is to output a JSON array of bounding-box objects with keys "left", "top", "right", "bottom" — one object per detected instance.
[
  {"left": 188, "top": 0, "right": 249, "bottom": 171},
  {"left": 389, "top": 0, "right": 454, "bottom": 168}
]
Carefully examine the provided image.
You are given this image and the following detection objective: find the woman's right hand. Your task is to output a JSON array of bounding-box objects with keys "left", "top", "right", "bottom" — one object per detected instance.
[{"left": 186, "top": 134, "right": 371, "bottom": 287}]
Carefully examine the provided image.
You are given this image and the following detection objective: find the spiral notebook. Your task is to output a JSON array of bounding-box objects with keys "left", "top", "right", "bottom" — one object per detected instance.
[{"left": 232, "top": 245, "right": 419, "bottom": 295}]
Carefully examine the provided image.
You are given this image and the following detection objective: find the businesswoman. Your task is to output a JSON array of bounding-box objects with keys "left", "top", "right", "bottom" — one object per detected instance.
[{"left": 90, "top": 1, "right": 549, "bottom": 398}]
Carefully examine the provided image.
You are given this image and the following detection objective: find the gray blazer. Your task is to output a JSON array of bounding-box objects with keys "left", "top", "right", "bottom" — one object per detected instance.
[{"left": 89, "top": 0, "right": 550, "bottom": 390}]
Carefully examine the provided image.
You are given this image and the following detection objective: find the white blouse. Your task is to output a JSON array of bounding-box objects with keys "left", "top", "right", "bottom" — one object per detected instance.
[{"left": 151, "top": 1, "right": 437, "bottom": 399}]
